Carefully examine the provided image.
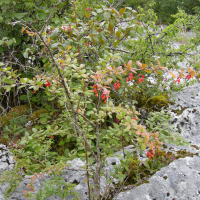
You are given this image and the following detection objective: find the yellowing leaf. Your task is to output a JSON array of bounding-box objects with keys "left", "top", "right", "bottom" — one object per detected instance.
[
  {"left": 84, "top": 179, "right": 88, "bottom": 183},
  {"left": 104, "top": 78, "right": 113, "bottom": 85},
  {"left": 89, "top": 20, "right": 93, "bottom": 26},
  {"left": 108, "top": 23, "right": 114, "bottom": 34},
  {"left": 141, "top": 63, "right": 148, "bottom": 69},
  {"left": 119, "top": 8, "right": 126, "bottom": 16},
  {"left": 169, "top": 72, "right": 176, "bottom": 78},
  {"left": 66, "top": 45, "right": 72, "bottom": 51},
  {"left": 179, "top": 73, "right": 185, "bottom": 78},
  {"left": 187, "top": 67, "right": 192, "bottom": 73},
  {"left": 116, "top": 31, "right": 121, "bottom": 39},
  {"left": 190, "top": 71, "right": 195, "bottom": 78},
  {"left": 99, "top": 38, "right": 104, "bottom": 44},
  {"left": 85, "top": 12, "right": 90, "bottom": 19},
  {"left": 144, "top": 69, "right": 152, "bottom": 73},
  {"left": 47, "top": 37, "right": 50, "bottom": 44}
]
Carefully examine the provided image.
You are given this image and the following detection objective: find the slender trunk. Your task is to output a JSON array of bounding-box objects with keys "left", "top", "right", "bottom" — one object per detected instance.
[
  {"left": 94, "top": 94, "right": 101, "bottom": 200},
  {"left": 93, "top": 162, "right": 101, "bottom": 200}
]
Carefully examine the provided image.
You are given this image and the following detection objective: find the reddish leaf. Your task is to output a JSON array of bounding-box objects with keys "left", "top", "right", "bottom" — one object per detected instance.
[
  {"left": 104, "top": 78, "right": 113, "bottom": 85},
  {"left": 127, "top": 60, "right": 132, "bottom": 69},
  {"left": 136, "top": 61, "right": 142, "bottom": 68},
  {"left": 106, "top": 66, "right": 113, "bottom": 73}
]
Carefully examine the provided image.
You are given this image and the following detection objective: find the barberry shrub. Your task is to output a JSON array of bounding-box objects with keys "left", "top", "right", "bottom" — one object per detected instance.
[{"left": 0, "top": 1, "right": 199, "bottom": 199}]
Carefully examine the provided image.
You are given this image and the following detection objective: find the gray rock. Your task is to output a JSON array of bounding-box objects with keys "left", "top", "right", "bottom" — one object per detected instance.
[
  {"left": 0, "top": 162, "right": 8, "bottom": 171},
  {"left": 1, "top": 156, "right": 6, "bottom": 162},
  {"left": 114, "top": 156, "right": 200, "bottom": 200}
]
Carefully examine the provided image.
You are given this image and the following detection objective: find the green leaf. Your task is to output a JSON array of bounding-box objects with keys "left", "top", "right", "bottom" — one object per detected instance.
[
  {"left": 20, "top": 95, "right": 28, "bottom": 100},
  {"left": 4, "top": 0, "right": 10, "bottom": 4},
  {"left": 40, "top": 117, "right": 47, "bottom": 124},
  {"left": 122, "top": 110, "right": 126, "bottom": 118},
  {"left": 32, "top": 128, "right": 37, "bottom": 133},
  {"left": 14, "top": 13, "right": 24, "bottom": 19},
  {"left": 23, "top": 51, "right": 28, "bottom": 58},
  {"left": 0, "top": 40, "right": 4, "bottom": 45},
  {"left": 7, "top": 39, "right": 13, "bottom": 46},
  {"left": 137, "top": 138, "right": 143, "bottom": 143},
  {"left": 46, "top": 162, "right": 51, "bottom": 168},
  {"left": 141, "top": 143, "right": 146, "bottom": 151},
  {"left": 96, "top": 9, "right": 103, "bottom": 13},
  {"left": 59, "top": 140, "right": 65, "bottom": 146},
  {"left": 20, "top": 140, "right": 26, "bottom": 145},
  {"left": 0, "top": 16, "right": 3, "bottom": 22},
  {"left": 125, "top": 116, "right": 131, "bottom": 122},
  {"left": 64, "top": 149, "right": 69, "bottom": 156},
  {"left": 4, "top": 78, "right": 14, "bottom": 84},
  {"left": 104, "top": 11, "right": 111, "bottom": 21},
  {"left": 4, "top": 85, "right": 11, "bottom": 92},
  {"left": 123, "top": 40, "right": 132, "bottom": 49},
  {"left": 116, "top": 114, "right": 123, "bottom": 120},
  {"left": 20, "top": 78, "right": 30, "bottom": 83},
  {"left": 24, "top": 16, "right": 33, "bottom": 22}
]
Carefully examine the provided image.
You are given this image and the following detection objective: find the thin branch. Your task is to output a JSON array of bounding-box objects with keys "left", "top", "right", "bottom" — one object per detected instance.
[
  {"left": 40, "top": 0, "right": 62, "bottom": 34},
  {"left": 76, "top": 112, "right": 96, "bottom": 128}
]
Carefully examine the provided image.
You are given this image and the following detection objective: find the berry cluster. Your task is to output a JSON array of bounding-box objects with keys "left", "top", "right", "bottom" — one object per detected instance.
[
  {"left": 126, "top": 73, "right": 133, "bottom": 82},
  {"left": 60, "top": 60, "right": 65, "bottom": 68},
  {"left": 45, "top": 80, "right": 51, "bottom": 87},
  {"left": 85, "top": 7, "right": 93, "bottom": 11},
  {"left": 174, "top": 77, "right": 180, "bottom": 84},
  {"left": 113, "top": 80, "right": 120, "bottom": 90},
  {"left": 101, "top": 94, "right": 110, "bottom": 103},
  {"left": 138, "top": 74, "right": 144, "bottom": 84},
  {"left": 185, "top": 74, "right": 191, "bottom": 80},
  {"left": 146, "top": 150, "right": 153, "bottom": 158},
  {"left": 67, "top": 24, "right": 72, "bottom": 31},
  {"left": 93, "top": 84, "right": 99, "bottom": 97}
]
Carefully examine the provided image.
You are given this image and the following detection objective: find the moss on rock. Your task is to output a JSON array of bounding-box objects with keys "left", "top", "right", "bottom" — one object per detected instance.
[
  {"left": 143, "top": 96, "right": 168, "bottom": 111},
  {"left": 28, "top": 109, "right": 49, "bottom": 121},
  {"left": 0, "top": 104, "right": 30, "bottom": 128}
]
